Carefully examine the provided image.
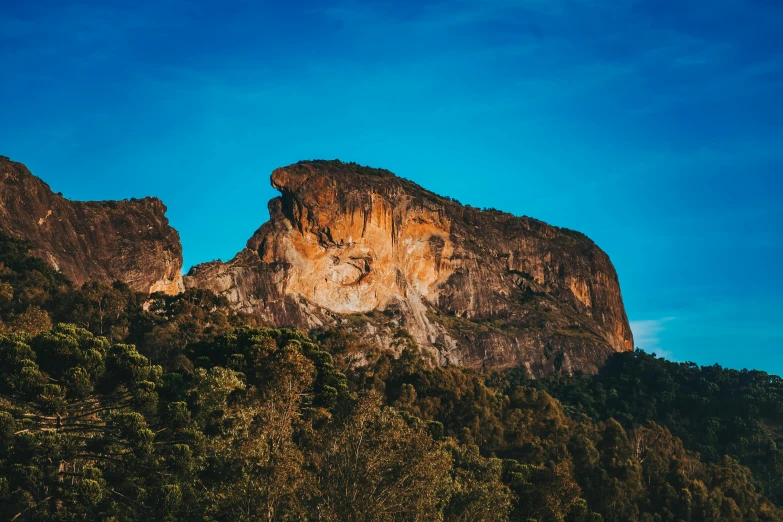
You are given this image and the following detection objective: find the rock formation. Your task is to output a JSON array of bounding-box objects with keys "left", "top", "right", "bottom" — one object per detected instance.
[
  {"left": 185, "top": 160, "right": 633, "bottom": 376},
  {"left": 0, "top": 156, "right": 183, "bottom": 294},
  {"left": 1, "top": 155, "right": 633, "bottom": 376}
]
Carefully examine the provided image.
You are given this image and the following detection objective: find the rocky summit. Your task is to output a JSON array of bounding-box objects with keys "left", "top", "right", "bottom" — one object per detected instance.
[
  {"left": 1, "top": 156, "right": 633, "bottom": 376},
  {"left": 0, "top": 156, "right": 183, "bottom": 294},
  {"left": 185, "top": 160, "right": 634, "bottom": 376}
]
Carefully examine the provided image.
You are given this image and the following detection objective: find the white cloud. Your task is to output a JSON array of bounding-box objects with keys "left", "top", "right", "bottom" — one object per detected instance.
[{"left": 630, "top": 317, "right": 676, "bottom": 360}]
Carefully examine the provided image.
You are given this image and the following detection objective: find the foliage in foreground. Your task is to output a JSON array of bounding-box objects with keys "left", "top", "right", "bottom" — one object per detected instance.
[
  {"left": 2, "top": 232, "right": 783, "bottom": 521},
  {"left": 0, "top": 325, "right": 512, "bottom": 521}
]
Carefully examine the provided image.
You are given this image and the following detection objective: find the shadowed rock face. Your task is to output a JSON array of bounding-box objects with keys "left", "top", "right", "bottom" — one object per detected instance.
[
  {"left": 186, "top": 160, "right": 633, "bottom": 376},
  {"left": 0, "top": 156, "right": 183, "bottom": 294}
]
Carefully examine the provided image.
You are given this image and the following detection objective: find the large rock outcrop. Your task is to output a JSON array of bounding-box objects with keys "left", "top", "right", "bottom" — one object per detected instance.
[
  {"left": 0, "top": 156, "right": 183, "bottom": 294},
  {"left": 186, "top": 160, "right": 633, "bottom": 376}
]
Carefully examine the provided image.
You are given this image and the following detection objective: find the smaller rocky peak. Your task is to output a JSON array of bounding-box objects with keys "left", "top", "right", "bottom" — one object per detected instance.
[{"left": 0, "top": 156, "right": 184, "bottom": 295}]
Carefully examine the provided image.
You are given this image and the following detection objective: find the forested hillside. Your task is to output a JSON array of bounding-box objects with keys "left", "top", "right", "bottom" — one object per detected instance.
[{"left": 2, "top": 232, "right": 782, "bottom": 521}]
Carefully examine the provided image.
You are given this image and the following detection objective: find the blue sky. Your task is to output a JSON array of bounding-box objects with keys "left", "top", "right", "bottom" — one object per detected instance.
[{"left": 2, "top": 0, "right": 782, "bottom": 373}]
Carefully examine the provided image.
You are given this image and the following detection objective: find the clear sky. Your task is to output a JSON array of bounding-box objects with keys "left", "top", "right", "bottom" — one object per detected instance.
[{"left": 2, "top": 0, "right": 782, "bottom": 373}]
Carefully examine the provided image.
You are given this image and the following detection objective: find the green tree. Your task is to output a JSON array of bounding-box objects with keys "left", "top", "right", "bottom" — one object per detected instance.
[{"left": 315, "top": 393, "right": 452, "bottom": 522}]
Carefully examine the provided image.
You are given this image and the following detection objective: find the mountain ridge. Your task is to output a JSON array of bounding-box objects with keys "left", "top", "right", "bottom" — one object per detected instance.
[
  {"left": 1, "top": 156, "right": 632, "bottom": 376},
  {"left": 185, "top": 159, "right": 634, "bottom": 376}
]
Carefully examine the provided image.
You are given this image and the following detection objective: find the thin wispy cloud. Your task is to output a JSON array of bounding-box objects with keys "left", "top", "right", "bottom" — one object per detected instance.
[{"left": 631, "top": 318, "right": 676, "bottom": 360}]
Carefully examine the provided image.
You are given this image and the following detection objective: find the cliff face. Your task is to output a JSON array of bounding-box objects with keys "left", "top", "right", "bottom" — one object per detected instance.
[
  {"left": 186, "top": 160, "right": 633, "bottom": 376},
  {"left": 0, "top": 156, "right": 183, "bottom": 294},
  {"left": 1, "top": 155, "right": 632, "bottom": 375}
]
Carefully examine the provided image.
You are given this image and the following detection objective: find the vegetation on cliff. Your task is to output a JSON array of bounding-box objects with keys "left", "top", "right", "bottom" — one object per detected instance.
[{"left": 2, "top": 232, "right": 783, "bottom": 521}]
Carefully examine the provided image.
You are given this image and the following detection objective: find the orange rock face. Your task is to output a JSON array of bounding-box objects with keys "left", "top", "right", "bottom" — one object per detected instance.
[
  {"left": 186, "top": 161, "right": 634, "bottom": 376},
  {"left": 259, "top": 166, "right": 454, "bottom": 313}
]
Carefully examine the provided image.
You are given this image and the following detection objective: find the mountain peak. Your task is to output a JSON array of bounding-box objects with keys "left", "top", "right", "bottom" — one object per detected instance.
[
  {"left": 2, "top": 155, "right": 633, "bottom": 376},
  {"left": 187, "top": 160, "right": 634, "bottom": 376},
  {"left": 0, "top": 156, "right": 183, "bottom": 295}
]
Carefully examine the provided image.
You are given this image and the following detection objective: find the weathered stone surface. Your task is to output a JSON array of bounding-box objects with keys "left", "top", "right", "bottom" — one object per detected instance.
[
  {"left": 186, "top": 160, "right": 633, "bottom": 376},
  {"left": 0, "top": 156, "right": 183, "bottom": 294}
]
